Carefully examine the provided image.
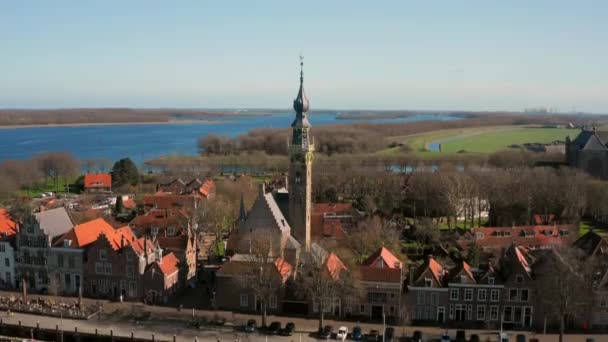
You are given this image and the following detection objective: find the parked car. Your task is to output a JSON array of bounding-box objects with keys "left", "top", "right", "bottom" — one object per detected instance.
[
  {"left": 279, "top": 322, "right": 295, "bottom": 336},
  {"left": 384, "top": 327, "right": 395, "bottom": 342},
  {"left": 440, "top": 331, "right": 451, "bottom": 342},
  {"left": 336, "top": 326, "right": 348, "bottom": 341},
  {"left": 366, "top": 329, "right": 380, "bottom": 341},
  {"left": 500, "top": 333, "right": 510, "bottom": 342},
  {"left": 455, "top": 330, "right": 466, "bottom": 342},
  {"left": 470, "top": 334, "right": 481, "bottom": 342},
  {"left": 244, "top": 319, "right": 256, "bottom": 333},
  {"left": 319, "top": 325, "right": 333, "bottom": 339},
  {"left": 516, "top": 334, "right": 527, "bottom": 342},
  {"left": 352, "top": 326, "right": 363, "bottom": 341},
  {"left": 412, "top": 330, "right": 423, "bottom": 342},
  {"left": 267, "top": 322, "right": 281, "bottom": 335}
]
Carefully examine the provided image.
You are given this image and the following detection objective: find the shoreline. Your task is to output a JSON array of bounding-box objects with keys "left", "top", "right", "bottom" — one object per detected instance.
[{"left": 0, "top": 119, "right": 235, "bottom": 129}]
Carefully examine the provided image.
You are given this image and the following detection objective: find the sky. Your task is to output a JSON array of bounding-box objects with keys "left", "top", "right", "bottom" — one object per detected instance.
[{"left": 1, "top": 1, "right": 607, "bottom": 112}]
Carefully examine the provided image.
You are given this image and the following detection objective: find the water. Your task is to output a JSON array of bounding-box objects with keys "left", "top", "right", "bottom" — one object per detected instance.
[{"left": 0, "top": 112, "right": 461, "bottom": 165}]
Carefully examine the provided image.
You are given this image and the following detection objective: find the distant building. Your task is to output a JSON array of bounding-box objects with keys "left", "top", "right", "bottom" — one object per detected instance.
[
  {"left": 566, "top": 128, "right": 608, "bottom": 179},
  {"left": 84, "top": 173, "right": 112, "bottom": 193}
]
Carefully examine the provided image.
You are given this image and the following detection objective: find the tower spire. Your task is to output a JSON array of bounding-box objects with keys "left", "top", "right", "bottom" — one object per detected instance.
[{"left": 292, "top": 55, "right": 311, "bottom": 128}]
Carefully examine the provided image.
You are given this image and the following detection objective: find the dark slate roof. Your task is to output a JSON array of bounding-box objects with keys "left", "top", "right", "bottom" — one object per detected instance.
[
  {"left": 573, "top": 231, "right": 608, "bottom": 256},
  {"left": 571, "top": 129, "right": 608, "bottom": 151}
]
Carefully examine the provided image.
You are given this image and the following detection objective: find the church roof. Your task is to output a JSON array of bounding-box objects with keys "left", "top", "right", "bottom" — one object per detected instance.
[
  {"left": 291, "top": 58, "right": 311, "bottom": 128},
  {"left": 571, "top": 129, "right": 608, "bottom": 151}
]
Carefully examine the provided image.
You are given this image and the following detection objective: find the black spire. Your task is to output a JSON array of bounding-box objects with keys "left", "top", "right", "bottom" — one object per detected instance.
[{"left": 292, "top": 55, "right": 311, "bottom": 128}]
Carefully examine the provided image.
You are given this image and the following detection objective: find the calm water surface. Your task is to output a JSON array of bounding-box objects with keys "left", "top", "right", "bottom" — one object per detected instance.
[{"left": 0, "top": 113, "right": 460, "bottom": 165}]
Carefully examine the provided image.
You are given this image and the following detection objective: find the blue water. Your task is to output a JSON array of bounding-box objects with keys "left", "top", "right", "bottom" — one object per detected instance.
[{"left": 0, "top": 113, "right": 460, "bottom": 165}]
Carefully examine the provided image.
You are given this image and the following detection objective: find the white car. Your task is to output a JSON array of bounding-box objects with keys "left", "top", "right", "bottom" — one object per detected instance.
[{"left": 336, "top": 326, "right": 348, "bottom": 341}]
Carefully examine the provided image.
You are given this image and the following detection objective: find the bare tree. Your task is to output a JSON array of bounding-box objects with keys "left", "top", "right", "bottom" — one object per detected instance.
[
  {"left": 534, "top": 246, "right": 595, "bottom": 342},
  {"left": 297, "top": 252, "right": 359, "bottom": 331}
]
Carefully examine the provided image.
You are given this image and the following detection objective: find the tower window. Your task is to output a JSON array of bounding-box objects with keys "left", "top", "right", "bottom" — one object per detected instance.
[{"left": 295, "top": 171, "right": 301, "bottom": 184}]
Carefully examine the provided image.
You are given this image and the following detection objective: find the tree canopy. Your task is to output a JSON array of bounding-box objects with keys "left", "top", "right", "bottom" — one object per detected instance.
[{"left": 111, "top": 158, "right": 140, "bottom": 188}]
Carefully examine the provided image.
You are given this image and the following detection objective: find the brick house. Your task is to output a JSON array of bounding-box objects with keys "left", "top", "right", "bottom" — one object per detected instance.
[
  {"left": 215, "top": 256, "right": 292, "bottom": 313},
  {"left": 83, "top": 225, "right": 157, "bottom": 300},
  {"left": 406, "top": 256, "right": 449, "bottom": 324},
  {"left": 573, "top": 231, "right": 608, "bottom": 328},
  {"left": 459, "top": 225, "right": 578, "bottom": 251},
  {"left": 16, "top": 207, "right": 74, "bottom": 292},
  {"left": 156, "top": 178, "right": 215, "bottom": 198},
  {"left": 156, "top": 235, "right": 197, "bottom": 285},
  {"left": 445, "top": 261, "right": 504, "bottom": 328},
  {"left": 499, "top": 245, "right": 535, "bottom": 329},
  {"left": 357, "top": 247, "right": 404, "bottom": 321},
  {"left": 84, "top": 173, "right": 112, "bottom": 193},
  {"left": 142, "top": 252, "right": 181, "bottom": 304}
]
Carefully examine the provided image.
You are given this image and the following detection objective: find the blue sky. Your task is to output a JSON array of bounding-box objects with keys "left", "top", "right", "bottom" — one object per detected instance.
[{"left": 1, "top": 1, "right": 607, "bottom": 112}]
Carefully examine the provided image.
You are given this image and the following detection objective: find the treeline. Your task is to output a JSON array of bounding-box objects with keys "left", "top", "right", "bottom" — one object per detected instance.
[
  {"left": 199, "top": 113, "right": 602, "bottom": 156},
  {"left": 0, "top": 109, "right": 248, "bottom": 126},
  {"left": 314, "top": 164, "right": 599, "bottom": 228}
]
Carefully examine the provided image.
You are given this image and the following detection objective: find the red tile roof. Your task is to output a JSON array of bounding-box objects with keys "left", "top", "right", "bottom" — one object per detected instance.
[
  {"left": 84, "top": 173, "right": 111, "bottom": 188},
  {"left": 465, "top": 225, "right": 577, "bottom": 250},
  {"left": 0, "top": 209, "right": 17, "bottom": 237},
  {"left": 362, "top": 246, "right": 402, "bottom": 269},
  {"left": 359, "top": 266, "right": 401, "bottom": 283},
  {"left": 199, "top": 179, "right": 215, "bottom": 198},
  {"left": 325, "top": 252, "right": 348, "bottom": 280},
  {"left": 157, "top": 252, "right": 180, "bottom": 276},
  {"left": 56, "top": 218, "right": 139, "bottom": 252},
  {"left": 323, "top": 219, "right": 347, "bottom": 239},
  {"left": 275, "top": 257, "right": 292, "bottom": 281},
  {"left": 143, "top": 194, "right": 197, "bottom": 211}
]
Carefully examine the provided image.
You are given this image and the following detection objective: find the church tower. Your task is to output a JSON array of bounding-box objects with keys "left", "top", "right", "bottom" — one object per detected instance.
[{"left": 288, "top": 57, "right": 314, "bottom": 251}]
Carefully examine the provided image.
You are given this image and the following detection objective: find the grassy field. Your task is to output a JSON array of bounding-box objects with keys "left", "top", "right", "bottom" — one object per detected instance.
[{"left": 384, "top": 126, "right": 576, "bottom": 156}]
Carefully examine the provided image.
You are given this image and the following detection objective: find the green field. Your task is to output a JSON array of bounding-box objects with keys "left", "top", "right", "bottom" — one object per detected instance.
[{"left": 388, "top": 126, "right": 577, "bottom": 156}]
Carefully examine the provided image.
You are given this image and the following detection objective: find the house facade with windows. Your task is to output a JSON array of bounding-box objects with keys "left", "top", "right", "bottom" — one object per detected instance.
[
  {"left": 0, "top": 209, "right": 18, "bottom": 289},
  {"left": 406, "top": 256, "right": 449, "bottom": 324},
  {"left": 499, "top": 245, "right": 535, "bottom": 329},
  {"left": 142, "top": 252, "right": 181, "bottom": 304}
]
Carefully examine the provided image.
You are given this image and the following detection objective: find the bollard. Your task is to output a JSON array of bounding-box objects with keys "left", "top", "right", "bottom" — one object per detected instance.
[
  {"left": 152, "top": 332, "right": 155, "bottom": 341},
  {"left": 18, "top": 320, "right": 21, "bottom": 327},
  {"left": 131, "top": 331, "right": 134, "bottom": 341},
  {"left": 75, "top": 326, "right": 78, "bottom": 333},
  {"left": 95, "top": 328, "right": 98, "bottom": 336},
  {"left": 195, "top": 338, "right": 198, "bottom": 342},
  {"left": 173, "top": 335, "right": 176, "bottom": 342},
  {"left": 110, "top": 329, "right": 113, "bottom": 341},
  {"left": 37, "top": 321, "right": 39, "bottom": 329},
  {"left": 30, "top": 328, "right": 33, "bottom": 339}
]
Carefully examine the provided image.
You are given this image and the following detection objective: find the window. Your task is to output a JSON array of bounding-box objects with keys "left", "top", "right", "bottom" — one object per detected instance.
[
  {"left": 104, "top": 263, "right": 112, "bottom": 274},
  {"left": 0, "top": 244, "right": 5, "bottom": 252},
  {"left": 515, "top": 275, "right": 524, "bottom": 284},
  {"left": 65, "top": 273, "right": 71, "bottom": 287},
  {"left": 95, "top": 262, "right": 104, "bottom": 274},
  {"left": 424, "top": 277, "right": 432, "bottom": 287},
  {"left": 430, "top": 292, "right": 438, "bottom": 305},
  {"left": 503, "top": 306, "right": 513, "bottom": 322},
  {"left": 75, "top": 275, "right": 80, "bottom": 289},
  {"left": 477, "top": 305, "right": 486, "bottom": 321},
  {"left": 57, "top": 254, "right": 64, "bottom": 267},
  {"left": 269, "top": 296, "right": 278, "bottom": 309},
  {"left": 5, "top": 272, "right": 11, "bottom": 286},
  {"left": 478, "top": 289, "right": 487, "bottom": 301},
  {"left": 68, "top": 256, "right": 75, "bottom": 269},
  {"left": 360, "top": 305, "right": 365, "bottom": 314},
  {"left": 239, "top": 294, "right": 248, "bottom": 307},
  {"left": 488, "top": 277, "right": 495, "bottom": 285},
  {"left": 509, "top": 289, "right": 518, "bottom": 301},
  {"left": 475, "top": 232, "right": 484, "bottom": 239},
  {"left": 450, "top": 288, "right": 459, "bottom": 301},
  {"left": 490, "top": 289, "right": 500, "bottom": 302},
  {"left": 449, "top": 304, "right": 454, "bottom": 319},
  {"left": 126, "top": 252, "right": 133, "bottom": 262},
  {"left": 520, "top": 289, "right": 529, "bottom": 302},
  {"left": 129, "top": 281, "right": 137, "bottom": 297},
  {"left": 4, "top": 258, "right": 9, "bottom": 267},
  {"left": 417, "top": 292, "right": 425, "bottom": 305},
  {"left": 313, "top": 300, "right": 319, "bottom": 313},
  {"left": 127, "top": 265, "right": 134, "bottom": 278},
  {"left": 467, "top": 304, "right": 473, "bottom": 320},
  {"left": 490, "top": 305, "right": 499, "bottom": 321},
  {"left": 99, "top": 249, "right": 107, "bottom": 261},
  {"left": 464, "top": 289, "right": 473, "bottom": 301}
]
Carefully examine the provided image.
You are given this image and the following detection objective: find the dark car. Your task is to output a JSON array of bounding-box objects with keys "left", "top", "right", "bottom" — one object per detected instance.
[
  {"left": 516, "top": 334, "right": 527, "bottom": 342},
  {"left": 244, "top": 319, "right": 256, "bottom": 333},
  {"left": 412, "top": 330, "right": 423, "bottom": 342},
  {"left": 455, "top": 330, "right": 466, "bottom": 342},
  {"left": 267, "top": 321, "right": 281, "bottom": 335},
  {"left": 384, "top": 327, "right": 395, "bottom": 342},
  {"left": 352, "top": 326, "right": 363, "bottom": 341},
  {"left": 279, "top": 322, "right": 295, "bottom": 336},
  {"left": 470, "top": 334, "right": 481, "bottom": 342},
  {"left": 319, "top": 325, "right": 333, "bottom": 339},
  {"left": 366, "top": 329, "right": 380, "bottom": 341}
]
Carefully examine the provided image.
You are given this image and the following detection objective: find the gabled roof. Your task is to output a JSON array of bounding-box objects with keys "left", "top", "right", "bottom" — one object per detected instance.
[
  {"left": 414, "top": 256, "right": 447, "bottom": 286},
  {"left": 362, "top": 246, "right": 402, "bottom": 269},
  {"left": 583, "top": 133, "right": 608, "bottom": 151},
  {"left": 217, "top": 256, "right": 292, "bottom": 283},
  {"left": 156, "top": 236, "right": 189, "bottom": 252},
  {"left": 573, "top": 231, "right": 608, "bottom": 257},
  {"left": 501, "top": 244, "right": 534, "bottom": 279},
  {"left": 35, "top": 207, "right": 74, "bottom": 239},
  {"left": 275, "top": 257, "right": 293, "bottom": 281},
  {"left": 360, "top": 266, "right": 401, "bottom": 283},
  {"left": 84, "top": 173, "right": 112, "bottom": 188},
  {"left": 157, "top": 252, "right": 180, "bottom": 276},
  {"left": 0, "top": 209, "right": 18, "bottom": 237},
  {"left": 466, "top": 225, "right": 576, "bottom": 250},
  {"left": 570, "top": 129, "right": 608, "bottom": 151},
  {"left": 323, "top": 219, "right": 347, "bottom": 239},
  {"left": 446, "top": 261, "right": 476, "bottom": 284},
  {"left": 58, "top": 217, "right": 116, "bottom": 248},
  {"left": 198, "top": 179, "right": 215, "bottom": 197},
  {"left": 325, "top": 252, "right": 348, "bottom": 280}
]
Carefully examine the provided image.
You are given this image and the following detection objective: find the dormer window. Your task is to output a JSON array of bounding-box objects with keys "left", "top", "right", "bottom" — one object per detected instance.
[
  {"left": 424, "top": 278, "right": 432, "bottom": 287},
  {"left": 99, "top": 249, "right": 107, "bottom": 261},
  {"left": 516, "top": 275, "right": 524, "bottom": 284},
  {"left": 475, "top": 232, "right": 484, "bottom": 239},
  {"left": 488, "top": 277, "right": 495, "bottom": 285},
  {"left": 460, "top": 275, "right": 468, "bottom": 283},
  {"left": 63, "top": 240, "right": 71, "bottom": 248}
]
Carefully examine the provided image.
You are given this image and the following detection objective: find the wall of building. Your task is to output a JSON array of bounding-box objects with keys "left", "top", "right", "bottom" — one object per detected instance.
[{"left": 0, "top": 240, "right": 16, "bottom": 288}]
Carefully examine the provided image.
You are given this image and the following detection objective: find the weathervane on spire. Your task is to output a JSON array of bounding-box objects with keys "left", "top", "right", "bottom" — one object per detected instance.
[{"left": 299, "top": 54, "right": 304, "bottom": 81}]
